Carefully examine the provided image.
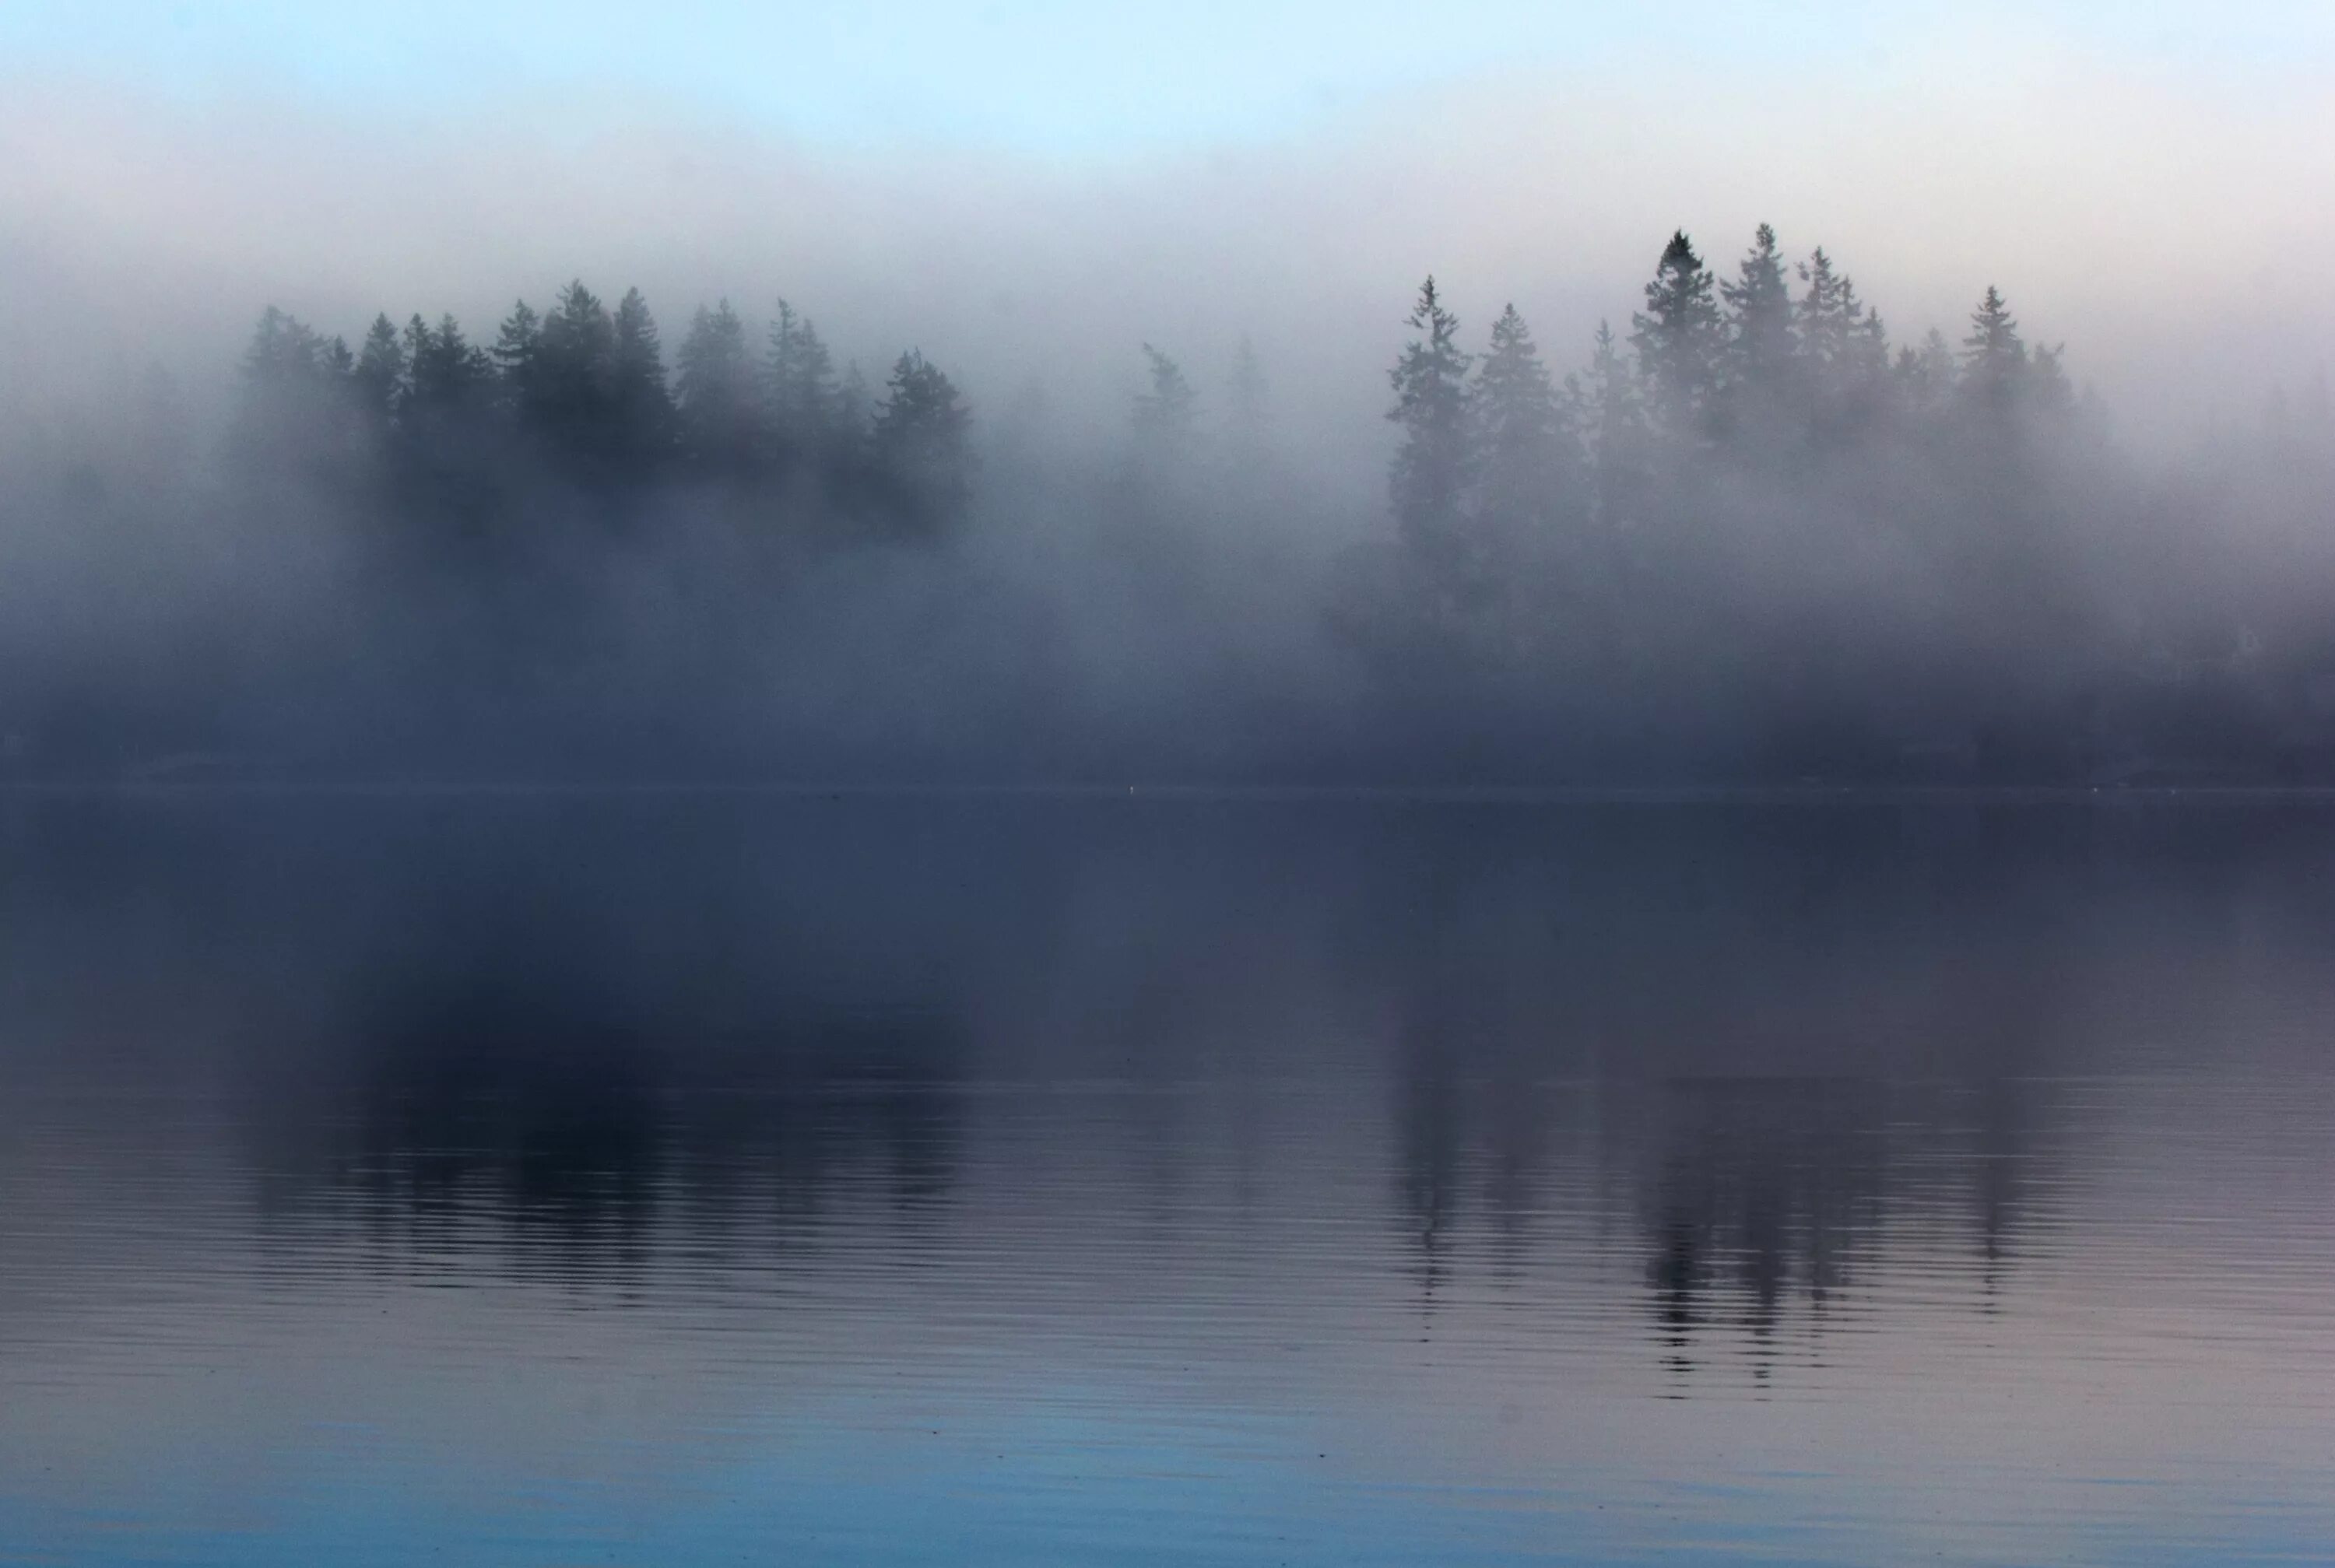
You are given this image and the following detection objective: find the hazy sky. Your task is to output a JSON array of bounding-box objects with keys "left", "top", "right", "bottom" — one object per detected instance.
[{"left": 4, "top": 2, "right": 2332, "bottom": 444}]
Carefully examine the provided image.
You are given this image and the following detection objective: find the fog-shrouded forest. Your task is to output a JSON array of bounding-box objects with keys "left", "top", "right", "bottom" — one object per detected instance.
[{"left": 4, "top": 223, "right": 2332, "bottom": 788}]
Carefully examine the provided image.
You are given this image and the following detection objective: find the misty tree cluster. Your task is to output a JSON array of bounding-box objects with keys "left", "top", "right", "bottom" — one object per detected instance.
[
  {"left": 3, "top": 227, "right": 2332, "bottom": 784},
  {"left": 237, "top": 285, "right": 972, "bottom": 543},
  {"left": 1331, "top": 226, "right": 2335, "bottom": 781}
]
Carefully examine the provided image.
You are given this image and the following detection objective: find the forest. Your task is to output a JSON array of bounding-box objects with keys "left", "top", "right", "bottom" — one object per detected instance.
[{"left": 3, "top": 224, "right": 2332, "bottom": 786}]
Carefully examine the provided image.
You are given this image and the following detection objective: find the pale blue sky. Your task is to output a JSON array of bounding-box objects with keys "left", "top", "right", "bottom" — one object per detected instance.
[{"left": 6, "top": 1, "right": 2329, "bottom": 156}]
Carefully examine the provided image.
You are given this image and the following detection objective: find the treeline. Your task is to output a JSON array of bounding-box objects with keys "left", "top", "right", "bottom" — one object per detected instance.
[
  {"left": 1336, "top": 228, "right": 2333, "bottom": 781},
  {"left": 165, "top": 285, "right": 998, "bottom": 772},
  {"left": 1364, "top": 230, "right": 2076, "bottom": 640},
  {"left": 234, "top": 283, "right": 974, "bottom": 548},
  {"left": 3, "top": 224, "right": 2333, "bottom": 784}
]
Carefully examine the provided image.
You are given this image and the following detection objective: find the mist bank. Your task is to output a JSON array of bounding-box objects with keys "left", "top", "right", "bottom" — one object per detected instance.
[
  {"left": 2, "top": 223, "right": 2331, "bottom": 788},
  {"left": 8, "top": 47, "right": 2329, "bottom": 449}
]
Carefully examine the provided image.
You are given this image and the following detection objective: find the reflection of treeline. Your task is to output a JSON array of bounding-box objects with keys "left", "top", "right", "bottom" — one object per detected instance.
[
  {"left": 224, "top": 801, "right": 983, "bottom": 1260},
  {"left": 5, "top": 225, "right": 2334, "bottom": 782},
  {"left": 1382, "top": 1068, "right": 2047, "bottom": 1377},
  {"left": 1360, "top": 806, "right": 2252, "bottom": 1365},
  {"left": 18, "top": 796, "right": 2327, "bottom": 1310},
  {"left": 255, "top": 942, "right": 971, "bottom": 1269},
  {"left": 255, "top": 1011, "right": 968, "bottom": 1274}
]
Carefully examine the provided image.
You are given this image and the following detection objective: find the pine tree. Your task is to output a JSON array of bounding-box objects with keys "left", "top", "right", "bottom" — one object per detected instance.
[
  {"left": 675, "top": 300, "right": 761, "bottom": 472},
  {"left": 1960, "top": 286, "right": 2028, "bottom": 411},
  {"left": 1132, "top": 342, "right": 1199, "bottom": 463},
  {"left": 1631, "top": 231, "right": 1722, "bottom": 437},
  {"left": 239, "top": 307, "right": 334, "bottom": 392},
  {"left": 1722, "top": 223, "right": 1797, "bottom": 401},
  {"left": 399, "top": 314, "right": 433, "bottom": 405},
  {"left": 1847, "top": 300, "right": 1891, "bottom": 380},
  {"left": 1387, "top": 277, "right": 1474, "bottom": 567},
  {"left": 1796, "top": 248, "right": 1864, "bottom": 370},
  {"left": 1894, "top": 328, "right": 1958, "bottom": 417},
  {"left": 534, "top": 280, "right": 616, "bottom": 458},
  {"left": 871, "top": 350, "right": 973, "bottom": 536},
  {"left": 402, "top": 314, "right": 490, "bottom": 415},
  {"left": 230, "top": 307, "right": 345, "bottom": 472},
  {"left": 765, "top": 299, "right": 841, "bottom": 457},
  {"left": 609, "top": 287, "right": 676, "bottom": 475},
  {"left": 1472, "top": 303, "right": 1578, "bottom": 552},
  {"left": 384, "top": 313, "right": 495, "bottom": 528},
  {"left": 1796, "top": 249, "right": 1894, "bottom": 437},
  {"left": 490, "top": 300, "right": 542, "bottom": 415},
  {"left": 1584, "top": 319, "right": 1650, "bottom": 530},
  {"left": 353, "top": 314, "right": 407, "bottom": 423}
]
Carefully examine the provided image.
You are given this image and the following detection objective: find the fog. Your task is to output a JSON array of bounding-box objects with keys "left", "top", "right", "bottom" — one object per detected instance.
[{"left": 3, "top": 46, "right": 2333, "bottom": 785}]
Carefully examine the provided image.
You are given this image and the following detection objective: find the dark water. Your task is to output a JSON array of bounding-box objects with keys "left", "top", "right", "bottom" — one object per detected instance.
[{"left": 3, "top": 795, "right": 2332, "bottom": 1566}]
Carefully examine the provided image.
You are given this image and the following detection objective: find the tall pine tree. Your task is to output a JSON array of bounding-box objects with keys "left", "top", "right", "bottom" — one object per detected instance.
[
  {"left": 1722, "top": 223, "right": 1798, "bottom": 410},
  {"left": 533, "top": 280, "right": 617, "bottom": 465},
  {"left": 1631, "top": 232, "right": 1723, "bottom": 438},
  {"left": 490, "top": 300, "right": 542, "bottom": 416},
  {"left": 675, "top": 300, "right": 761, "bottom": 474},
  {"left": 1472, "top": 303, "right": 1579, "bottom": 556},
  {"left": 1960, "top": 286, "right": 2028, "bottom": 412},
  {"left": 1584, "top": 319, "right": 1650, "bottom": 531},
  {"left": 352, "top": 314, "right": 407, "bottom": 424},
  {"left": 870, "top": 350, "right": 972, "bottom": 537},
  {"left": 1387, "top": 277, "right": 1475, "bottom": 570},
  {"left": 403, "top": 314, "right": 491, "bottom": 416},
  {"left": 609, "top": 287, "right": 676, "bottom": 479},
  {"left": 766, "top": 299, "right": 841, "bottom": 460},
  {"left": 1798, "top": 248, "right": 1892, "bottom": 437}
]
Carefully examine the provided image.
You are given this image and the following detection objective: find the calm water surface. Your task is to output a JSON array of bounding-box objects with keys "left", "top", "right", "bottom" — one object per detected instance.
[{"left": 2, "top": 796, "right": 2331, "bottom": 1565}]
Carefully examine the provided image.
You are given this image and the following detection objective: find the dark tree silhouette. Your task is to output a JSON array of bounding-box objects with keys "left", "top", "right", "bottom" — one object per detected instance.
[
  {"left": 1795, "top": 247, "right": 1892, "bottom": 439},
  {"left": 1472, "top": 303, "right": 1580, "bottom": 563},
  {"left": 675, "top": 300, "right": 761, "bottom": 475},
  {"left": 1387, "top": 277, "right": 1475, "bottom": 576},
  {"left": 530, "top": 281, "right": 618, "bottom": 472},
  {"left": 1582, "top": 320, "right": 1650, "bottom": 532},
  {"left": 609, "top": 288, "right": 676, "bottom": 481},
  {"left": 352, "top": 314, "right": 406, "bottom": 424},
  {"left": 490, "top": 300, "right": 542, "bottom": 416},
  {"left": 765, "top": 300, "right": 843, "bottom": 464},
  {"left": 1722, "top": 223, "right": 1798, "bottom": 417},
  {"left": 1961, "top": 286, "right": 2028, "bottom": 412},
  {"left": 40, "top": 226, "right": 2335, "bottom": 789},
  {"left": 1796, "top": 249, "right": 1862, "bottom": 370},
  {"left": 403, "top": 314, "right": 492, "bottom": 415},
  {"left": 1631, "top": 231, "right": 1723, "bottom": 438},
  {"left": 869, "top": 350, "right": 973, "bottom": 537}
]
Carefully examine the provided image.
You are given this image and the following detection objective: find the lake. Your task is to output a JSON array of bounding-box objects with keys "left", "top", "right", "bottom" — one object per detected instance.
[{"left": 2, "top": 794, "right": 2331, "bottom": 1565}]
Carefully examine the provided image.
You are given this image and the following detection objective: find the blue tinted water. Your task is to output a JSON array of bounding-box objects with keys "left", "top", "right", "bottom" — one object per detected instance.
[{"left": 1, "top": 796, "right": 2330, "bottom": 1564}]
